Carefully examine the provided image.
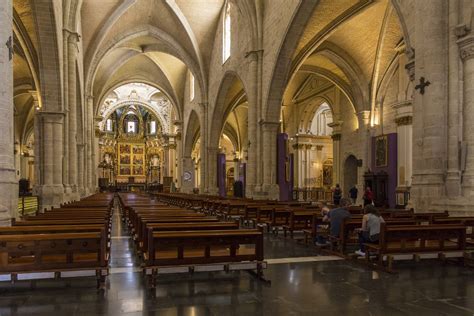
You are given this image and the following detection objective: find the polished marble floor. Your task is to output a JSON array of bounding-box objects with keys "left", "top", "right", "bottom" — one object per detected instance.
[{"left": 1, "top": 207, "right": 474, "bottom": 315}]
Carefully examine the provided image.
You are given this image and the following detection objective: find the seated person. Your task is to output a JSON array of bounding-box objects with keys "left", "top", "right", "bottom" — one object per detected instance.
[
  {"left": 316, "top": 198, "right": 352, "bottom": 246},
  {"left": 355, "top": 204, "right": 385, "bottom": 256}
]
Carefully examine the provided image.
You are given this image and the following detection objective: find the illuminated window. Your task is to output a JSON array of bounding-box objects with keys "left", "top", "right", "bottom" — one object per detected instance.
[
  {"left": 106, "top": 119, "right": 112, "bottom": 131},
  {"left": 222, "top": 2, "right": 231, "bottom": 63},
  {"left": 150, "top": 121, "right": 156, "bottom": 134},
  {"left": 127, "top": 121, "right": 136, "bottom": 133},
  {"left": 189, "top": 73, "right": 195, "bottom": 101}
]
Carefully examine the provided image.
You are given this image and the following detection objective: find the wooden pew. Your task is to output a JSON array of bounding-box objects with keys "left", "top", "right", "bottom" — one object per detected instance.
[
  {"left": 365, "top": 223, "right": 467, "bottom": 271},
  {"left": 143, "top": 229, "right": 264, "bottom": 288},
  {"left": 0, "top": 231, "right": 108, "bottom": 288},
  {"left": 139, "top": 221, "right": 239, "bottom": 253}
]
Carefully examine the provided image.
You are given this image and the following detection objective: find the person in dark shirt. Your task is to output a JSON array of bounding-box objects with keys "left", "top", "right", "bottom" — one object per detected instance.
[
  {"left": 333, "top": 184, "right": 342, "bottom": 206},
  {"left": 321, "top": 198, "right": 352, "bottom": 238},
  {"left": 349, "top": 185, "right": 358, "bottom": 205}
]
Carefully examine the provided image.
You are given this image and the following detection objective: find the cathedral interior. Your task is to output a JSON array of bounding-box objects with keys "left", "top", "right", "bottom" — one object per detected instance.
[{"left": 1, "top": 0, "right": 474, "bottom": 315}]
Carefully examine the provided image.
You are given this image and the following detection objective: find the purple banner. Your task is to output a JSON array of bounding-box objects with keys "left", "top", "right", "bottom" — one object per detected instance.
[{"left": 217, "top": 153, "right": 226, "bottom": 197}]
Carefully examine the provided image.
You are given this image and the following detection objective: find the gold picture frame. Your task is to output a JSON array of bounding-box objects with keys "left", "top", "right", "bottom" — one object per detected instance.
[{"left": 375, "top": 135, "right": 388, "bottom": 167}]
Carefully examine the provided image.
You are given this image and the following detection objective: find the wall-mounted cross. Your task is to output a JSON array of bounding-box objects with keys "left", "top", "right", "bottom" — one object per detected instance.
[
  {"left": 5, "top": 36, "right": 13, "bottom": 61},
  {"left": 415, "top": 76, "right": 430, "bottom": 95}
]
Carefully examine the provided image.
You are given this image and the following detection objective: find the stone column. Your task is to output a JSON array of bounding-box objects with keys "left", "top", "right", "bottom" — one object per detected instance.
[
  {"left": 174, "top": 121, "right": 183, "bottom": 189},
  {"left": 0, "top": 0, "right": 16, "bottom": 225},
  {"left": 93, "top": 116, "right": 101, "bottom": 191},
  {"left": 181, "top": 156, "right": 194, "bottom": 193},
  {"left": 246, "top": 52, "right": 259, "bottom": 196},
  {"left": 410, "top": 1, "right": 448, "bottom": 211},
  {"left": 330, "top": 121, "right": 343, "bottom": 186},
  {"left": 458, "top": 36, "right": 474, "bottom": 196},
  {"left": 86, "top": 96, "right": 94, "bottom": 193},
  {"left": 207, "top": 147, "right": 219, "bottom": 195},
  {"left": 233, "top": 158, "right": 240, "bottom": 182},
  {"left": 77, "top": 143, "right": 85, "bottom": 196},
  {"left": 67, "top": 31, "right": 79, "bottom": 199},
  {"left": 37, "top": 112, "right": 65, "bottom": 210},
  {"left": 198, "top": 103, "right": 208, "bottom": 193},
  {"left": 394, "top": 103, "right": 413, "bottom": 188},
  {"left": 169, "top": 143, "right": 177, "bottom": 183},
  {"left": 261, "top": 121, "right": 280, "bottom": 198},
  {"left": 292, "top": 144, "right": 301, "bottom": 188}
]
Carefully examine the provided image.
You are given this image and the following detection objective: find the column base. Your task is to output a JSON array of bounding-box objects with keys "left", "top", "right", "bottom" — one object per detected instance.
[
  {"left": 429, "top": 196, "right": 474, "bottom": 215},
  {"left": 36, "top": 184, "right": 65, "bottom": 211},
  {"left": 252, "top": 184, "right": 279, "bottom": 200},
  {"left": 0, "top": 168, "right": 17, "bottom": 225},
  {"left": 408, "top": 173, "right": 445, "bottom": 211}
]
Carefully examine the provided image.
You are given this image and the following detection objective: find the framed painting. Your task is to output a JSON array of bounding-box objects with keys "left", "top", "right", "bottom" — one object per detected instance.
[{"left": 375, "top": 135, "right": 388, "bottom": 167}]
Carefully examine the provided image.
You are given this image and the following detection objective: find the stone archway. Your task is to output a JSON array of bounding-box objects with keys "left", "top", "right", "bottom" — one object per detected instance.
[{"left": 343, "top": 155, "right": 358, "bottom": 198}]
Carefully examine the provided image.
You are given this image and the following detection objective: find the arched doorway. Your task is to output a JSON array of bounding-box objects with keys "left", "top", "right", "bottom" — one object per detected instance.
[{"left": 343, "top": 155, "right": 358, "bottom": 198}]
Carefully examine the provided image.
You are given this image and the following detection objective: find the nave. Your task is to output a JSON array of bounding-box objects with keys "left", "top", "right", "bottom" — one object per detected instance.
[{"left": 1, "top": 193, "right": 473, "bottom": 316}]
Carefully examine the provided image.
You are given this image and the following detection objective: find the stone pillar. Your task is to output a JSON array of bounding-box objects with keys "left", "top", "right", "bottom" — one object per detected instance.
[
  {"left": 0, "top": 0, "right": 16, "bottom": 225},
  {"left": 233, "top": 158, "right": 240, "bottom": 182},
  {"left": 86, "top": 96, "right": 94, "bottom": 193},
  {"left": 77, "top": 143, "right": 85, "bottom": 196},
  {"left": 67, "top": 31, "right": 79, "bottom": 199},
  {"left": 394, "top": 104, "right": 413, "bottom": 188},
  {"left": 181, "top": 156, "right": 194, "bottom": 193},
  {"left": 260, "top": 121, "right": 280, "bottom": 198},
  {"left": 37, "top": 112, "right": 65, "bottom": 210},
  {"left": 198, "top": 103, "right": 207, "bottom": 193},
  {"left": 458, "top": 36, "right": 474, "bottom": 196},
  {"left": 292, "top": 144, "right": 301, "bottom": 188},
  {"left": 411, "top": 1, "right": 448, "bottom": 211},
  {"left": 207, "top": 147, "right": 219, "bottom": 195},
  {"left": 93, "top": 116, "right": 102, "bottom": 191},
  {"left": 330, "top": 121, "right": 343, "bottom": 186},
  {"left": 174, "top": 121, "right": 183, "bottom": 189},
  {"left": 169, "top": 143, "right": 177, "bottom": 183},
  {"left": 246, "top": 52, "right": 259, "bottom": 196}
]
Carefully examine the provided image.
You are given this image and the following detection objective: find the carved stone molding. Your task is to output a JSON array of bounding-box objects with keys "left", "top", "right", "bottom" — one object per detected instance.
[
  {"left": 404, "top": 60, "right": 415, "bottom": 81},
  {"left": 458, "top": 36, "right": 474, "bottom": 61},
  {"left": 316, "top": 145, "right": 324, "bottom": 151},
  {"left": 395, "top": 116, "right": 413, "bottom": 126},
  {"left": 331, "top": 133, "right": 341, "bottom": 141}
]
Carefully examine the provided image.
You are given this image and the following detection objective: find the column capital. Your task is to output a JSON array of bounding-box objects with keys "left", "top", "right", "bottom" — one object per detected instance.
[
  {"left": 331, "top": 133, "right": 341, "bottom": 141},
  {"left": 458, "top": 35, "right": 474, "bottom": 61},
  {"left": 64, "top": 29, "right": 80, "bottom": 42},
  {"left": 357, "top": 110, "right": 371, "bottom": 127},
  {"left": 395, "top": 115, "right": 413, "bottom": 126},
  {"left": 316, "top": 145, "right": 324, "bottom": 151}
]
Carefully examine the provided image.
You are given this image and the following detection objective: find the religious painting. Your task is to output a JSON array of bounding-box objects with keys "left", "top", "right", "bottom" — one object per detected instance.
[
  {"left": 120, "top": 166, "right": 131, "bottom": 175},
  {"left": 133, "top": 147, "right": 144, "bottom": 155},
  {"left": 375, "top": 135, "right": 388, "bottom": 167},
  {"left": 323, "top": 163, "right": 333, "bottom": 187},
  {"left": 120, "top": 155, "right": 130, "bottom": 164},
  {"left": 120, "top": 144, "right": 131, "bottom": 154},
  {"left": 118, "top": 143, "right": 146, "bottom": 177}
]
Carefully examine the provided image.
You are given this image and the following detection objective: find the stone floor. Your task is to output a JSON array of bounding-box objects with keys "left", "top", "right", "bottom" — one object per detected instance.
[{"left": 1, "top": 208, "right": 474, "bottom": 315}]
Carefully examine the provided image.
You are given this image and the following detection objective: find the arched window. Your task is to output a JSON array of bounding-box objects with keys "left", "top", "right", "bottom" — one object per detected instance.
[
  {"left": 310, "top": 103, "right": 333, "bottom": 136},
  {"left": 189, "top": 73, "right": 195, "bottom": 101},
  {"left": 106, "top": 118, "right": 112, "bottom": 132},
  {"left": 150, "top": 120, "right": 156, "bottom": 134},
  {"left": 222, "top": 2, "right": 231, "bottom": 63},
  {"left": 124, "top": 113, "right": 139, "bottom": 134}
]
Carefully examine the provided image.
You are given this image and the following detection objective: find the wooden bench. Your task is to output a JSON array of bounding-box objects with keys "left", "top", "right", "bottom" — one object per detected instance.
[
  {"left": 139, "top": 221, "right": 239, "bottom": 253},
  {"left": 0, "top": 231, "right": 108, "bottom": 288},
  {"left": 143, "top": 229, "right": 265, "bottom": 288},
  {"left": 364, "top": 223, "right": 467, "bottom": 271}
]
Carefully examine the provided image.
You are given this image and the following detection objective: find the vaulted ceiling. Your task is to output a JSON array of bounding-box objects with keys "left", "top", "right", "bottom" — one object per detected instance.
[{"left": 82, "top": 0, "right": 225, "bottom": 116}]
